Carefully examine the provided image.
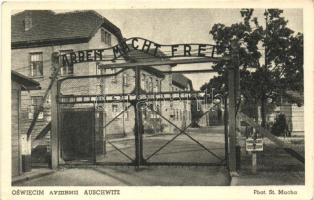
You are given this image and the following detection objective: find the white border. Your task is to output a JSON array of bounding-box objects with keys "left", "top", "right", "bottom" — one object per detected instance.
[{"left": 1, "top": 1, "right": 313, "bottom": 200}]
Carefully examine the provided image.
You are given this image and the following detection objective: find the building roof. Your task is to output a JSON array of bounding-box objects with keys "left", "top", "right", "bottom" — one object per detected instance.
[
  {"left": 11, "top": 70, "right": 41, "bottom": 90},
  {"left": 12, "top": 10, "right": 123, "bottom": 48},
  {"left": 285, "top": 90, "right": 304, "bottom": 105},
  {"left": 124, "top": 45, "right": 192, "bottom": 88},
  {"left": 172, "top": 73, "right": 193, "bottom": 90}
]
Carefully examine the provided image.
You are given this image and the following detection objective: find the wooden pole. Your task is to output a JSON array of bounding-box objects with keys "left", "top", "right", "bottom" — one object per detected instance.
[
  {"left": 227, "top": 64, "right": 237, "bottom": 173},
  {"left": 50, "top": 53, "right": 59, "bottom": 169},
  {"left": 252, "top": 152, "right": 257, "bottom": 174},
  {"left": 227, "top": 40, "right": 241, "bottom": 174},
  {"left": 231, "top": 40, "right": 241, "bottom": 171}
]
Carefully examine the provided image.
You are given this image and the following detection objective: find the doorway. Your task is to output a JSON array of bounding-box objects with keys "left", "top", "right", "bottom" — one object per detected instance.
[{"left": 61, "top": 108, "right": 101, "bottom": 164}]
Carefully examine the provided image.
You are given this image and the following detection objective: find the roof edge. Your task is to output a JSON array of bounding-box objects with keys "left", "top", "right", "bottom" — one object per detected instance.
[{"left": 11, "top": 70, "right": 41, "bottom": 90}]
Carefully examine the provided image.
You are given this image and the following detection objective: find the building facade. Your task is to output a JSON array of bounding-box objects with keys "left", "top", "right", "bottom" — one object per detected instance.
[{"left": 11, "top": 10, "right": 193, "bottom": 165}]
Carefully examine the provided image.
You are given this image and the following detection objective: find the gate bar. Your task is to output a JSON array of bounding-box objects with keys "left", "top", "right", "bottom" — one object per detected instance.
[
  {"left": 97, "top": 57, "right": 230, "bottom": 68},
  {"left": 145, "top": 106, "right": 223, "bottom": 162},
  {"left": 147, "top": 107, "right": 223, "bottom": 161}
]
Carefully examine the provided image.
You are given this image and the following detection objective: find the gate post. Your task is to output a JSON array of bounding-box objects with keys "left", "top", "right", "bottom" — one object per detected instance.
[
  {"left": 134, "top": 66, "right": 144, "bottom": 167},
  {"left": 227, "top": 64, "right": 237, "bottom": 173},
  {"left": 51, "top": 53, "right": 59, "bottom": 169},
  {"left": 228, "top": 40, "right": 240, "bottom": 174},
  {"left": 232, "top": 41, "right": 241, "bottom": 171}
]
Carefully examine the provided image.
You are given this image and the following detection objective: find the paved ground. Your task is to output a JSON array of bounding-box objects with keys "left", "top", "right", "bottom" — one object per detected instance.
[
  {"left": 14, "top": 165, "right": 229, "bottom": 186},
  {"left": 13, "top": 126, "right": 305, "bottom": 186},
  {"left": 97, "top": 126, "right": 226, "bottom": 164},
  {"left": 14, "top": 126, "right": 230, "bottom": 186}
]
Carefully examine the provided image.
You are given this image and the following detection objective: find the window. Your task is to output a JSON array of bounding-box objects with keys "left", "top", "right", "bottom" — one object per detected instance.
[
  {"left": 180, "top": 110, "right": 182, "bottom": 120},
  {"left": 149, "top": 77, "right": 153, "bottom": 92},
  {"left": 101, "top": 29, "right": 111, "bottom": 45},
  {"left": 23, "top": 14, "right": 32, "bottom": 31},
  {"left": 96, "top": 65, "right": 105, "bottom": 75},
  {"left": 123, "top": 74, "right": 128, "bottom": 86},
  {"left": 30, "top": 52, "right": 43, "bottom": 77},
  {"left": 111, "top": 68, "right": 117, "bottom": 83},
  {"left": 158, "top": 80, "right": 162, "bottom": 92},
  {"left": 176, "top": 109, "right": 179, "bottom": 120},
  {"left": 155, "top": 104, "right": 160, "bottom": 118},
  {"left": 29, "top": 96, "right": 44, "bottom": 120},
  {"left": 154, "top": 79, "right": 159, "bottom": 92},
  {"left": 141, "top": 73, "right": 146, "bottom": 88},
  {"left": 170, "top": 101, "right": 173, "bottom": 109},
  {"left": 96, "top": 84, "right": 103, "bottom": 94},
  {"left": 112, "top": 104, "right": 118, "bottom": 115},
  {"left": 145, "top": 77, "right": 150, "bottom": 91},
  {"left": 60, "top": 50, "right": 73, "bottom": 76}
]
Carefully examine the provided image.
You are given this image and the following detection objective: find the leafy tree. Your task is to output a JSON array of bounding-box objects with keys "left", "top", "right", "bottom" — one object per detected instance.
[{"left": 201, "top": 9, "right": 303, "bottom": 127}]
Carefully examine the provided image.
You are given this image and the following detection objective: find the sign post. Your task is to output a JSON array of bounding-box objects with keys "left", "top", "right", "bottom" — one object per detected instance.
[{"left": 246, "top": 138, "right": 263, "bottom": 174}]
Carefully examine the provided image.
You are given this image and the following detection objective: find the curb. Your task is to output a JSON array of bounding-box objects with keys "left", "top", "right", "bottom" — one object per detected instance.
[{"left": 12, "top": 170, "right": 55, "bottom": 185}]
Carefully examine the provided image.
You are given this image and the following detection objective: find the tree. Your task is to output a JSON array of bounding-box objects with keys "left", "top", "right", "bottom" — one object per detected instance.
[{"left": 201, "top": 9, "right": 303, "bottom": 127}]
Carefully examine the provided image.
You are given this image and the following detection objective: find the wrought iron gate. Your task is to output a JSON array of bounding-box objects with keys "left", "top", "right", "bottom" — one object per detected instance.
[{"left": 57, "top": 66, "right": 228, "bottom": 166}]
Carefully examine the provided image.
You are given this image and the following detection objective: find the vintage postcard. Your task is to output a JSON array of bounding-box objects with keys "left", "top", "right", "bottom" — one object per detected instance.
[{"left": 0, "top": 0, "right": 313, "bottom": 199}]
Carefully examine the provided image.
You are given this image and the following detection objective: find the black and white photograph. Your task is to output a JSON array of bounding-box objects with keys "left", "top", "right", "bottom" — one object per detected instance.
[{"left": 1, "top": 1, "right": 313, "bottom": 200}]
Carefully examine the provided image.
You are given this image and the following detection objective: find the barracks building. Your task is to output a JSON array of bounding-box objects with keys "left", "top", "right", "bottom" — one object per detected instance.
[{"left": 11, "top": 10, "right": 193, "bottom": 173}]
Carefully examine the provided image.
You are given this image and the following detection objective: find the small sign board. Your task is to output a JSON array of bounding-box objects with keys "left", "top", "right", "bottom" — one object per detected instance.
[{"left": 246, "top": 138, "right": 263, "bottom": 152}]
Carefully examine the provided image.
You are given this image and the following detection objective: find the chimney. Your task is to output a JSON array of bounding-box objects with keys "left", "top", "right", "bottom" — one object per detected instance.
[{"left": 23, "top": 12, "right": 32, "bottom": 31}]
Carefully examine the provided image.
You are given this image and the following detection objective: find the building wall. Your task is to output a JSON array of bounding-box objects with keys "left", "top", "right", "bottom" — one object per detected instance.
[
  {"left": 281, "top": 104, "right": 304, "bottom": 135},
  {"left": 162, "top": 84, "right": 192, "bottom": 133},
  {"left": 11, "top": 81, "right": 21, "bottom": 177},
  {"left": 99, "top": 68, "right": 170, "bottom": 137},
  {"left": 291, "top": 105, "right": 304, "bottom": 134},
  {"left": 11, "top": 25, "right": 118, "bottom": 141},
  {"left": 267, "top": 104, "right": 304, "bottom": 136}
]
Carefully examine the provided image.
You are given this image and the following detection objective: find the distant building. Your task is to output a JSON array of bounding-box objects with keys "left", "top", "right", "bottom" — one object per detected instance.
[
  {"left": 198, "top": 100, "right": 223, "bottom": 127},
  {"left": 267, "top": 103, "right": 304, "bottom": 136}
]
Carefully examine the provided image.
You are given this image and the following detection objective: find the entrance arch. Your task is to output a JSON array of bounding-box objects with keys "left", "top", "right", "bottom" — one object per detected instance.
[{"left": 46, "top": 38, "right": 239, "bottom": 173}]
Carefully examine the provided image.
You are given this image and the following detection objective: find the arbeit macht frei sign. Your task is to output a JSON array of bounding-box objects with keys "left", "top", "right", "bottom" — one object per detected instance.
[{"left": 60, "top": 37, "right": 217, "bottom": 65}]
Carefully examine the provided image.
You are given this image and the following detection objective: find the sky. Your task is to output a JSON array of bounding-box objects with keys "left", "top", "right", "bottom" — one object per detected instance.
[
  {"left": 13, "top": 9, "right": 303, "bottom": 90},
  {"left": 92, "top": 9, "right": 302, "bottom": 89}
]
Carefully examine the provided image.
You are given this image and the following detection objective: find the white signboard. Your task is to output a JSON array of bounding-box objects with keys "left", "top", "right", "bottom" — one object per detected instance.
[{"left": 246, "top": 138, "right": 263, "bottom": 152}]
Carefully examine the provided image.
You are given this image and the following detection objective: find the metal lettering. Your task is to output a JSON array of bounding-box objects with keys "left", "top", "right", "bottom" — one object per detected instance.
[
  {"left": 184, "top": 44, "right": 191, "bottom": 56},
  {"left": 171, "top": 45, "right": 179, "bottom": 57}
]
